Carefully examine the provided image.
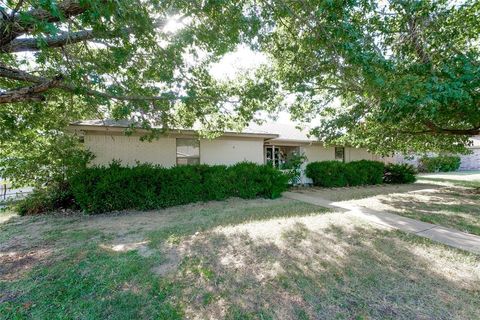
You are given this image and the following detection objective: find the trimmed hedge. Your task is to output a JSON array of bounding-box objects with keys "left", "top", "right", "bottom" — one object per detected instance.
[
  {"left": 69, "top": 162, "right": 288, "bottom": 214},
  {"left": 384, "top": 163, "right": 417, "bottom": 184},
  {"left": 306, "top": 160, "right": 385, "bottom": 187},
  {"left": 419, "top": 155, "right": 461, "bottom": 172}
]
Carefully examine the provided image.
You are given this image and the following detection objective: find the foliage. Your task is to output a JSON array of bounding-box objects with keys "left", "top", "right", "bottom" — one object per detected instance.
[
  {"left": 255, "top": 0, "right": 480, "bottom": 155},
  {"left": 306, "top": 160, "right": 385, "bottom": 188},
  {"left": 15, "top": 182, "right": 77, "bottom": 215},
  {"left": 419, "top": 155, "right": 461, "bottom": 172},
  {"left": 384, "top": 164, "right": 417, "bottom": 184},
  {"left": 69, "top": 162, "right": 288, "bottom": 214},
  {"left": 345, "top": 160, "right": 385, "bottom": 186},
  {"left": 3, "top": 0, "right": 479, "bottom": 186},
  {"left": 280, "top": 152, "right": 308, "bottom": 185},
  {"left": 305, "top": 161, "right": 347, "bottom": 187},
  {"left": 0, "top": 0, "right": 279, "bottom": 187}
]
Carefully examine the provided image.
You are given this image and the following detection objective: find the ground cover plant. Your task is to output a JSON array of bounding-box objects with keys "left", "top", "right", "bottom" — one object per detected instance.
[{"left": 1, "top": 197, "right": 479, "bottom": 319}]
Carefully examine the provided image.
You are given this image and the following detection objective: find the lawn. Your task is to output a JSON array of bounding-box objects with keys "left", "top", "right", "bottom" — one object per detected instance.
[
  {"left": 1, "top": 197, "right": 479, "bottom": 319},
  {"left": 323, "top": 180, "right": 480, "bottom": 236}
]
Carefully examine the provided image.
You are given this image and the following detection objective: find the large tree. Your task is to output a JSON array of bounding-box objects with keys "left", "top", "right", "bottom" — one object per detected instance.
[
  {"left": 2, "top": 0, "right": 479, "bottom": 185},
  {"left": 255, "top": 0, "right": 480, "bottom": 154},
  {"left": 0, "top": 0, "right": 279, "bottom": 185}
]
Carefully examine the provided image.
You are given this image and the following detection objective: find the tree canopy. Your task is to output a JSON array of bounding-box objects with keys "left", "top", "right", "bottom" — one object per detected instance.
[
  {"left": 0, "top": 0, "right": 277, "bottom": 185},
  {"left": 1, "top": 0, "right": 479, "bottom": 185},
  {"left": 255, "top": 0, "right": 480, "bottom": 155}
]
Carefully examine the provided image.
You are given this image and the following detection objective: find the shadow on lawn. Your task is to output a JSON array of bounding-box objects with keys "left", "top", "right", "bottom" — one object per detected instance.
[
  {"left": 376, "top": 188, "right": 480, "bottom": 235},
  {"left": 299, "top": 182, "right": 445, "bottom": 202},
  {"left": 173, "top": 223, "right": 480, "bottom": 319},
  {"left": 1, "top": 199, "right": 479, "bottom": 319}
]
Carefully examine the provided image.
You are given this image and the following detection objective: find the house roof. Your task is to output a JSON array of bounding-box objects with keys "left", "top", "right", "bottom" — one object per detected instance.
[
  {"left": 69, "top": 119, "right": 279, "bottom": 139},
  {"left": 246, "top": 122, "right": 315, "bottom": 142}
]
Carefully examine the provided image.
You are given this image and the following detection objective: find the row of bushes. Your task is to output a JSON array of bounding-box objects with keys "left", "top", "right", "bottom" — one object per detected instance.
[
  {"left": 17, "top": 160, "right": 416, "bottom": 215},
  {"left": 65, "top": 162, "right": 288, "bottom": 214},
  {"left": 305, "top": 160, "right": 416, "bottom": 187},
  {"left": 419, "top": 155, "right": 461, "bottom": 173}
]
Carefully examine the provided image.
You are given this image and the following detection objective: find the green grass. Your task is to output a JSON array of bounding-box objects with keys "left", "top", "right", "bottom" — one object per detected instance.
[{"left": 1, "top": 198, "right": 479, "bottom": 319}]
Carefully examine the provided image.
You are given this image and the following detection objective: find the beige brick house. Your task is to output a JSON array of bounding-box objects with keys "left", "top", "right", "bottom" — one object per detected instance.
[{"left": 69, "top": 120, "right": 382, "bottom": 183}]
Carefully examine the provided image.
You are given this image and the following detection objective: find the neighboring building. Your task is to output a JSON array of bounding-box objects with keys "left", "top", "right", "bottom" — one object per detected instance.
[
  {"left": 393, "top": 136, "right": 480, "bottom": 171},
  {"left": 69, "top": 120, "right": 382, "bottom": 183},
  {"left": 459, "top": 136, "right": 480, "bottom": 170}
]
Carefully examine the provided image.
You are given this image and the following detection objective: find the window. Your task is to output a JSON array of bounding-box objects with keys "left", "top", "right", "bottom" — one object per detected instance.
[
  {"left": 335, "top": 147, "right": 345, "bottom": 162},
  {"left": 176, "top": 138, "right": 200, "bottom": 165}
]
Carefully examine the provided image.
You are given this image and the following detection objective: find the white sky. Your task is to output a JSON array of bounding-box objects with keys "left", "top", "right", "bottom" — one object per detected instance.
[{"left": 209, "top": 45, "right": 295, "bottom": 124}]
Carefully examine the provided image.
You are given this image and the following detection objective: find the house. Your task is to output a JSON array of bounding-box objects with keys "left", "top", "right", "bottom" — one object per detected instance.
[{"left": 69, "top": 120, "right": 383, "bottom": 182}]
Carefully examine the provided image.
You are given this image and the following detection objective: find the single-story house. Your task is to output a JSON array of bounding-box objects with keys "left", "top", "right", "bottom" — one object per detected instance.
[{"left": 69, "top": 120, "right": 383, "bottom": 183}]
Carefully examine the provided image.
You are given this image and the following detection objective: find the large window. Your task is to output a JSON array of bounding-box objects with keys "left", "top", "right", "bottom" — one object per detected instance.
[
  {"left": 176, "top": 138, "right": 200, "bottom": 165},
  {"left": 335, "top": 147, "right": 345, "bottom": 162}
]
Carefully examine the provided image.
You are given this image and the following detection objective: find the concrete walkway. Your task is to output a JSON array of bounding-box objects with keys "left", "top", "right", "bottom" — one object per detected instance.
[{"left": 284, "top": 191, "right": 480, "bottom": 255}]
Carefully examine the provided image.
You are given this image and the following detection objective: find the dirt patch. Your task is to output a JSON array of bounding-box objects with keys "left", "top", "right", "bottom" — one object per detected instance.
[
  {"left": 0, "top": 248, "right": 52, "bottom": 281},
  {"left": 151, "top": 245, "right": 182, "bottom": 276},
  {"left": 61, "top": 197, "right": 289, "bottom": 236}
]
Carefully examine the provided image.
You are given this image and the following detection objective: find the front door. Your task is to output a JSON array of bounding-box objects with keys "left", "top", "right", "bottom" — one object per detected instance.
[{"left": 265, "top": 146, "right": 280, "bottom": 167}]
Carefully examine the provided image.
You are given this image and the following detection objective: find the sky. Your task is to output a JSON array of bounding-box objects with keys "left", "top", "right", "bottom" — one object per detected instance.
[{"left": 209, "top": 45, "right": 295, "bottom": 124}]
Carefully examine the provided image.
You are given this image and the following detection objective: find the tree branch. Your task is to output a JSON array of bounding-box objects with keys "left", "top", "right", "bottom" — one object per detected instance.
[
  {"left": 0, "top": 65, "right": 173, "bottom": 103},
  {"left": 401, "top": 122, "right": 480, "bottom": 136},
  {"left": 1, "top": 30, "right": 96, "bottom": 53},
  {"left": 0, "top": 75, "right": 63, "bottom": 103},
  {"left": 0, "top": 0, "right": 97, "bottom": 47}
]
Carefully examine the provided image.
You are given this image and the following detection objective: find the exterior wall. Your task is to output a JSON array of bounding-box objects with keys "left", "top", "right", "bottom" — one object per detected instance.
[
  {"left": 301, "top": 145, "right": 377, "bottom": 163},
  {"left": 200, "top": 137, "right": 265, "bottom": 165},
  {"left": 302, "top": 145, "right": 335, "bottom": 162},
  {"left": 345, "top": 147, "right": 377, "bottom": 162},
  {"left": 459, "top": 148, "right": 480, "bottom": 170},
  {"left": 394, "top": 149, "right": 480, "bottom": 171},
  {"left": 85, "top": 134, "right": 177, "bottom": 167},
  {"left": 84, "top": 133, "right": 265, "bottom": 167}
]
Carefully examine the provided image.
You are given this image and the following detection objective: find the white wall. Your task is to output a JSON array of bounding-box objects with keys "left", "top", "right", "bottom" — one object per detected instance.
[
  {"left": 302, "top": 145, "right": 377, "bottom": 163},
  {"left": 302, "top": 145, "right": 335, "bottom": 162},
  {"left": 85, "top": 134, "right": 177, "bottom": 167},
  {"left": 84, "top": 134, "right": 265, "bottom": 167},
  {"left": 200, "top": 138, "right": 265, "bottom": 165},
  {"left": 345, "top": 147, "right": 376, "bottom": 162}
]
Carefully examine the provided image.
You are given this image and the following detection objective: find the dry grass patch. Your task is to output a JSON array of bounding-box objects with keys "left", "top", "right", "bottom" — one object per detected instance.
[{"left": 168, "top": 214, "right": 480, "bottom": 319}]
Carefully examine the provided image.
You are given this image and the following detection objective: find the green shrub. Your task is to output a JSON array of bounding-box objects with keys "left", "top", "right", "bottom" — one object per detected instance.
[
  {"left": 280, "top": 152, "right": 308, "bottom": 185},
  {"left": 70, "top": 162, "right": 288, "bottom": 214},
  {"left": 305, "top": 161, "right": 347, "bottom": 187},
  {"left": 419, "top": 155, "right": 461, "bottom": 172},
  {"left": 306, "top": 160, "right": 385, "bottom": 187},
  {"left": 16, "top": 182, "right": 76, "bottom": 215},
  {"left": 384, "top": 164, "right": 417, "bottom": 184},
  {"left": 345, "top": 160, "right": 385, "bottom": 186}
]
